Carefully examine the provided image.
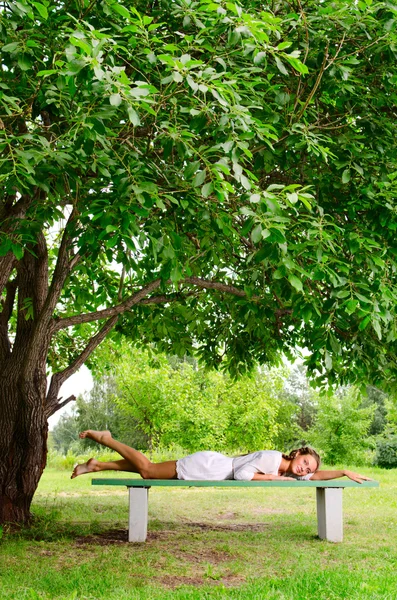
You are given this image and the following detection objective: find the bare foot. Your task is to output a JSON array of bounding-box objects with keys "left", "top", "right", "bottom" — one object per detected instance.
[
  {"left": 71, "top": 458, "right": 99, "bottom": 479},
  {"left": 79, "top": 430, "right": 112, "bottom": 444}
]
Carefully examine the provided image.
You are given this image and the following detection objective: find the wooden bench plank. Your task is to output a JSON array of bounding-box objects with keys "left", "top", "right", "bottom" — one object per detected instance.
[{"left": 92, "top": 478, "right": 378, "bottom": 488}]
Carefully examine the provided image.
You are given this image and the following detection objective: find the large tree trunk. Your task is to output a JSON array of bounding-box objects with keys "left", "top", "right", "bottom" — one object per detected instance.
[{"left": 0, "top": 362, "right": 48, "bottom": 523}]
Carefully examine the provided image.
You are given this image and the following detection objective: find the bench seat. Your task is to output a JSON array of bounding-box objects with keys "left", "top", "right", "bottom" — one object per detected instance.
[{"left": 92, "top": 478, "right": 379, "bottom": 543}]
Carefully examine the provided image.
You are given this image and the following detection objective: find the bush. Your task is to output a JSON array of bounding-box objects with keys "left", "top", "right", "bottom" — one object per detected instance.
[{"left": 374, "top": 436, "right": 397, "bottom": 469}]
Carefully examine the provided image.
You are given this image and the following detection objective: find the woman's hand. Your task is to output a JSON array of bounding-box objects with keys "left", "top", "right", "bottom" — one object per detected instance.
[{"left": 343, "top": 470, "right": 373, "bottom": 483}]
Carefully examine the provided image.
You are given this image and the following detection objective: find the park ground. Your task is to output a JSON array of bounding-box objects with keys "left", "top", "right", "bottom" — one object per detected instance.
[{"left": 0, "top": 464, "right": 396, "bottom": 600}]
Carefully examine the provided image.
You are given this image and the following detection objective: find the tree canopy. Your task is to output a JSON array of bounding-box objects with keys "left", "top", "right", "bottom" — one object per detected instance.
[{"left": 2, "top": 0, "right": 397, "bottom": 402}]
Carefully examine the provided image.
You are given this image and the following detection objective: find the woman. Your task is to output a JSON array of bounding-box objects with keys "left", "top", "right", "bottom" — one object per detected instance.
[{"left": 71, "top": 430, "right": 371, "bottom": 483}]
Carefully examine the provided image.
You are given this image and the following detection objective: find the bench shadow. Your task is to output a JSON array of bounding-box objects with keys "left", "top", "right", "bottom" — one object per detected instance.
[{"left": 72, "top": 520, "right": 320, "bottom": 546}]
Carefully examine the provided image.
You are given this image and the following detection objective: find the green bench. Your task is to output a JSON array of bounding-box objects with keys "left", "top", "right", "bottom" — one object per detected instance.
[{"left": 92, "top": 478, "right": 379, "bottom": 543}]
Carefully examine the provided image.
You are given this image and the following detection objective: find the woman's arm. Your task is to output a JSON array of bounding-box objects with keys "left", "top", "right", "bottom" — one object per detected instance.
[
  {"left": 310, "top": 470, "right": 372, "bottom": 483},
  {"left": 252, "top": 473, "right": 296, "bottom": 481}
]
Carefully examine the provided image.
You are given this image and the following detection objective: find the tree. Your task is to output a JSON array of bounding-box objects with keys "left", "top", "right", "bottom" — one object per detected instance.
[
  {"left": 306, "top": 387, "right": 374, "bottom": 465},
  {"left": 282, "top": 363, "right": 318, "bottom": 431},
  {"left": 114, "top": 347, "right": 230, "bottom": 451},
  {"left": 1, "top": 0, "right": 397, "bottom": 522},
  {"left": 109, "top": 343, "right": 283, "bottom": 452},
  {"left": 360, "top": 386, "right": 388, "bottom": 436},
  {"left": 52, "top": 410, "right": 80, "bottom": 455}
]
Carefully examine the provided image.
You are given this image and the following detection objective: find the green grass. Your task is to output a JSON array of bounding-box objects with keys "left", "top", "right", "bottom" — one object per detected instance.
[{"left": 0, "top": 466, "right": 396, "bottom": 599}]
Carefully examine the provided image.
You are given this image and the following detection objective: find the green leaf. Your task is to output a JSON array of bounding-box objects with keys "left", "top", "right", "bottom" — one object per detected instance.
[
  {"left": 112, "top": 3, "right": 130, "bottom": 18},
  {"left": 286, "top": 192, "right": 298, "bottom": 204},
  {"left": 342, "top": 169, "right": 351, "bottom": 184},
  {"left": 275, "top": 56, "right": 288, "bottom": 75},
  {"left": 372, "top": 318, "right": 382, "bottom": 340},
  {"left": 2, "top": 42, "right": 19, "bottom": 53},
  {"left": 37, "top": 69, "right": 58, "bottom": 77},
  {"left": 70, "top": 36, "right": 91, "bottom": 55},
  {"left": 355, "top": 292, "right": 372, "bottom": 304},
  {"left": 32, "top": 2, "right": 48, "bottom": 19},
  {"left": 127, "top": 106, "right": 141, "bottom": 126},
  {"left": 335, "top": 290, "right": 350, "bottom": 298},
  {"left": 201, "top": 182, "right": 213, "bottom": 198},
  {"left": 288, "top": 274, "right": 303, "bottom": 292},
  {"left": 358, "top": 315, "right": 371, "bottom": 331},
  {"left": 345, "top": 299, "right": 358, "bottom": 314},
  {"left": 184, "top": 161, "right": 201, "bottom": 179},
  {"left": 193, "top": 170, "right": 206, "bottom": 187},
  {"left": 251, "top": 224, "right": 262, "bottom": 243},
  {"left": 17, "top": 55, "right": 32, "bottom": 71},
  {"left": 325, "top": 350, "right": 333, "bottom": 370},
  {"left": 273, "top": 268, "right": 285, "bottom": 279},
  {"left": 284, "top": 55, "right": 309, "bottom": 75},
  {"left": 253, "top": 52, "right": 267, "bottom": 65},
  {"left": 240, "top": 175, "right": 251, "bottom": 191},
  {"left": 110, "top": 93, "right": 122, "bottom": 106}
]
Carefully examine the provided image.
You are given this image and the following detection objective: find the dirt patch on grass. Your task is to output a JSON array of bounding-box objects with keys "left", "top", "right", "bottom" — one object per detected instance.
[
  {"left": 173, "top": 548, "right": 231, "bottom": 565},
  {"left": 186, "top": 521, "right": 268, "bottom": 532},
  {"left": 73, "top": 520, "right": 269, "bottom": 546},
  {"left": 75, "top": 528, "right": 129, "bottom": 545},
  {"left": 157, "top": 573, "right": 246, "bottom": 589}
]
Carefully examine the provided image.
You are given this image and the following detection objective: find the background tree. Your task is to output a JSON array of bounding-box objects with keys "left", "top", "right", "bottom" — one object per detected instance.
[
  {"left": 2, "top": 0, "right": 397, "bottom": 523},
  {"left": 360, "top": 386, "right": 388, "bottom": 437},
  {"left": 52, "top": 410, "right": 80, "bottom": 455},
  {"left": 112, "top": 344, "right": 282, "bottom": 453},
  {"left": 282, "top": 363, "right": 318, "bottom": 431},
  {"left": 306, "top": 387, "right": 374, "bottom": 465}
]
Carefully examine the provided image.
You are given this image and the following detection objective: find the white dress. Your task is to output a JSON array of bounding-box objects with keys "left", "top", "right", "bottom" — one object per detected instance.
[{"left": 176, "top": 450, "right": 313, "bottom": 481}]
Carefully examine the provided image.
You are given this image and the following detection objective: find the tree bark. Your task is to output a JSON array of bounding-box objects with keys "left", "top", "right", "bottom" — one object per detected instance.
[{"left": 0, "top": 361, "right": 48, "bottom": 523}]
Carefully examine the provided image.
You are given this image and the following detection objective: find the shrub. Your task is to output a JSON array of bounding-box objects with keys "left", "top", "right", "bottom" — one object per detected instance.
[{"left": 374, "top": 436, "right": 397, "bottom": 469}]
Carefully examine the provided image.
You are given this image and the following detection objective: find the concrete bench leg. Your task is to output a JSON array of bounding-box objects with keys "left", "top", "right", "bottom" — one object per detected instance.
[
  {"left": 316, "top": 487, "right": 343, "bottom": 542},
  {"left": 128, "top": 487, "right": 149, "bottom": 542}
]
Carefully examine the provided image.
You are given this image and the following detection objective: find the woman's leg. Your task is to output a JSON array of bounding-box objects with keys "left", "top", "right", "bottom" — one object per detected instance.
[
  {"left": 71, "top": 458, "right": 136, "bottom": 479},
  {"left": 72, "top": 430, "right": 177, "bottom": 479}
]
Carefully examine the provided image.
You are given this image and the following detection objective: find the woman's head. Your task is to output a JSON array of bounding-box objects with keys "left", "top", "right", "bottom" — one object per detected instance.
[{"left": 282, "top": 447, "right": 321, "bottom": 477}]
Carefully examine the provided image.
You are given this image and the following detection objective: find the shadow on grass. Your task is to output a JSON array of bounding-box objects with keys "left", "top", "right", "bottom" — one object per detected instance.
[{"left": 2, "top": 502, "right": 318, "bottom": 546}]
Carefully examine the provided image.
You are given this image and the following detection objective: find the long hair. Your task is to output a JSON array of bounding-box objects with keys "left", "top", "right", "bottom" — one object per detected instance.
[{"left": 282, "top": 447, "right": 321, "bottom": 471}]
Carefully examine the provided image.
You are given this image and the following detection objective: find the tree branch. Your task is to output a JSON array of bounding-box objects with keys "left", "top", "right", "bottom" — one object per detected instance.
[
  {"left": 45, "top": 395, "right": 76, "bottom": 419},
  {"left": 0, "top": 253, "right": 17, "bottom": 299},
  {"left": 53, "top": 276, "right": 267, "bottom": 332},
  {"left": 295, "top": 43, "right": 329, "bottom": 121},
  {"left": 53, "top": 279, "right": 162, "bottom": 331},
  {"left": 140, "top": 291, "right": 198, "bottom": 305},
  {"left": 182, "top": 277, "right": 251, "bottom": 298},
  {"left": 43, "top": 207, "right": 80, "bottom": 318},
  {"left": 46, "top": 316, "right": 118, "bottom": 416}
]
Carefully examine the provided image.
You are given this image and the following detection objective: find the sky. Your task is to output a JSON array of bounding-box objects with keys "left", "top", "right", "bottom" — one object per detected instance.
[{"left": 48, "top": 365, "right": 93, "bottom": 430}]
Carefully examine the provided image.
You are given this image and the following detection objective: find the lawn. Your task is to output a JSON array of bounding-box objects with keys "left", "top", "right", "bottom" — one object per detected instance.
[{"left": 0, "top": 466, "right": 396, "bottom": 599}]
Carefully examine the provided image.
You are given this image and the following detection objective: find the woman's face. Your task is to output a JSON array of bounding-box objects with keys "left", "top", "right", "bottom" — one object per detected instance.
[{"left": 290, "top": 453, "right": 318, "bottom": 477}]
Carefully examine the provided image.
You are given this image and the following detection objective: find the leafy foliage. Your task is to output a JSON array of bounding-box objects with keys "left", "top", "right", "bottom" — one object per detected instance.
[
  {"left": 2, "top": 0, "right": 397, "bottom": 392},
  {"left": 112, "top": 344, "right": 283, "bottom": 452},
  {"left": 306, "top": 388, "right": 374, "bottom": 465},
  {"left": 374, "top": 436, "right": 397, "bottom": 469},
  {"left": 360, "top": 386, "right": 388, "bottom": 436}
]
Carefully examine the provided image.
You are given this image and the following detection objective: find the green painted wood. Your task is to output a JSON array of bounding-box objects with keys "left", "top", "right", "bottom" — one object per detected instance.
[{"left": 91, "top": 478, "right": 379, "bottom": 488}]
